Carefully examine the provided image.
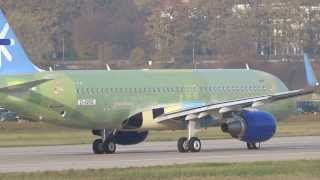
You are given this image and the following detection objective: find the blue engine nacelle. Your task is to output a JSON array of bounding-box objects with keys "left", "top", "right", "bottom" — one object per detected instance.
[
  {"left": 114, "top": 131, "right": 148, "bottom": 145},
  {"left": 221, "top": 110, "right": 277, "bottom": 143}
]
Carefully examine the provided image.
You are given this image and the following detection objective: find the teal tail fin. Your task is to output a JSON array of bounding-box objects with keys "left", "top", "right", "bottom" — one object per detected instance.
[{"left": 0, "top": 9, "right": 43, "bottom": 75}]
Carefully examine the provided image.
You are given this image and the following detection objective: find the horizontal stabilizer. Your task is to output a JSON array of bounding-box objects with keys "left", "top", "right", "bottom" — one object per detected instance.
[{"left": 0, "top": 78, "right": 52, "bottom": 92}]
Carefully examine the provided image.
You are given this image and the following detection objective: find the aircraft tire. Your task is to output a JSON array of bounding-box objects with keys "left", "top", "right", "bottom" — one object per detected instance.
[
  {"left": 93, "top": 139, "right": 105, "bottom": 154},
  {"left": 189, "top": 137, "right": 201, "bottom": 152},
  {"left": 246, "top": 142, "right": 259, "bottom": 150},
  {"left": 103, "top": 140, "right": 117, "bottom": 154},
  {"left": 177, "top": 137, "right": 189, "bottom": 153}
]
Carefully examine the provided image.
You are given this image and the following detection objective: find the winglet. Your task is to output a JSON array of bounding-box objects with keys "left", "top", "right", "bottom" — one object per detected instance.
[{"left": 304, "top": 53, "right": 319, "bottom": 87}]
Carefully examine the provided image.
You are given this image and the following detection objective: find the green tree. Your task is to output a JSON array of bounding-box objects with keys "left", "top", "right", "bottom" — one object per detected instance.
[
  {"left": 130, "top": 47, "right": 145, "bottom": 66},
  {"left": 145, "top": 2, "right": 195, "bottom": 64},
  {"left": 1, "top": 0, "right": 82, "bottom": 65},
  {"left": 98, "top": 42, "right": 113, "bottom": 63}
]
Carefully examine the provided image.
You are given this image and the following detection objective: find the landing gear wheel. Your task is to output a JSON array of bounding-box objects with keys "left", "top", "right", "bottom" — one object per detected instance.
[
  {"left": 246, "top": 142, "right": 260, "bottom": 150},
  {"left": 189, "top": 137, "right": 202, "bottom": 152},
  {"left": 92, "top": 139, "right": 104, "bottom": 154},
  {"left": 103, "top": 140, "right": 117, "bottom": 154},
  {"left": 177, "top": 137, "right": 189, "bottom": 153}
]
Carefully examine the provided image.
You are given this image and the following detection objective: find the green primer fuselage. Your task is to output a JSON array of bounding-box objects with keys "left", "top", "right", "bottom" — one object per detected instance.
[{"left": 0, "top": 69, "right": 295, "bottom": 130}]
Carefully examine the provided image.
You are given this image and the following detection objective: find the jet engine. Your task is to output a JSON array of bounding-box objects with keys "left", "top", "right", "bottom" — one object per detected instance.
[
  {"left": 221, "top": 110, "right": 277, "bottom": 143},
  {"left": 113, "top": 130, "right": 148, "bottom": 145}
]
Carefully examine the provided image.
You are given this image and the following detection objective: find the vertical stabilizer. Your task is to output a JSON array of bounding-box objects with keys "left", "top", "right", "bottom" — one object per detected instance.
[{"left": 0, "top": 9, "right": 43, "bottom": 75}]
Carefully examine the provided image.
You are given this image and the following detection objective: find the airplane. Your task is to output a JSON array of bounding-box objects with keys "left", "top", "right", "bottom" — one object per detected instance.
[{"left": 0, "top": 9, "right": 318, "bottom": 154}]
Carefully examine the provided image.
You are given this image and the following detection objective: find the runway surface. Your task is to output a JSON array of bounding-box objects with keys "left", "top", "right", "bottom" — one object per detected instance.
[{"left": 0, "top": 136, "right": 320, "bottom": 173}]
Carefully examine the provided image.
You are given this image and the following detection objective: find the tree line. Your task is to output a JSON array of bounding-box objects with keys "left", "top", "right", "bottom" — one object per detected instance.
[{"left": 1, "top": 0, "right": 320, "bottom": 68}]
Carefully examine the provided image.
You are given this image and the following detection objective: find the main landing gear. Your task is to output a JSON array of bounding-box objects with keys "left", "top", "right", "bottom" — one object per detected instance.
[
  {"left": 92, "top": 129, "right": 117, "bottom": 154},
  {"left": 177, "top": 137, "right": 202, "bottom": 153},
  {"left": 246, "top": 142, "right": 261, "bottom": 150},
  {"left": 177, "top": 119, "right": 202, "bottom": 153}
]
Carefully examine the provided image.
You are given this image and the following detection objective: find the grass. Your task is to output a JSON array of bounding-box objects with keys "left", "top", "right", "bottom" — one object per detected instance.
[
  {"left": 0, "top": 114, "right": 319, "bottom": 147},
  {"left": 0, "top": 160, "right": 319, "bottom": 180},
  {"left": 0, "top": 122, "right": 91, "bottom": 147}
]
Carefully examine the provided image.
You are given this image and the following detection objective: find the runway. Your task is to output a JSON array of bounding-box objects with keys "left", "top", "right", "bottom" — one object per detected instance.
[{"left": 0, "top": 136, "right": 320, "bottom": 173}]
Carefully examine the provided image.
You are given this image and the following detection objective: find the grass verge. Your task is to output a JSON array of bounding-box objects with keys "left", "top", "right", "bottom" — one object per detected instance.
[{"left": 0, "top": 160, "right": 319, "bottom": 180}]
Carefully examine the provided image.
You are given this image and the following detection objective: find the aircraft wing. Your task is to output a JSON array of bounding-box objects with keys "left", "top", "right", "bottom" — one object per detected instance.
[{"left": 155, "top": 88, "right": 314, "bottom": 123}]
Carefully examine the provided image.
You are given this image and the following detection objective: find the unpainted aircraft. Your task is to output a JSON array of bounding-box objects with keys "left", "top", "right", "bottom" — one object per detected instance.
[{"left": 0, "top": 10, "right": 318, "bottom": 154}]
